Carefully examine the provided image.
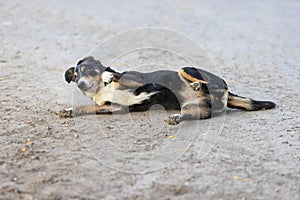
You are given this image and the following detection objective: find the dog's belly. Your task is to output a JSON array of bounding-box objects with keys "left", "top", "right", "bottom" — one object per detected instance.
[{"left": 91, "top": 83, "right": 156, "bottom": 106}]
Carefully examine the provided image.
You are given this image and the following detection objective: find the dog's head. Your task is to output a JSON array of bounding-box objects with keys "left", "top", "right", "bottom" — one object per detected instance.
[{"left": 65, "top": 56, "right": 106, "bottom": 94}]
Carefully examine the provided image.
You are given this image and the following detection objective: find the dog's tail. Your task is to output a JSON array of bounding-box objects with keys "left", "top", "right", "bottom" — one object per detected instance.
[{"left": 227, "top": 92, "right": 276, "bottom": 111}]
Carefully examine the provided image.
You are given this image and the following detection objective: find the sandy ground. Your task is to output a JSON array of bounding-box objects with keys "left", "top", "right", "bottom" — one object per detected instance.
[{"left": 0, "top": 0, "right": 299, "bottom": 199}]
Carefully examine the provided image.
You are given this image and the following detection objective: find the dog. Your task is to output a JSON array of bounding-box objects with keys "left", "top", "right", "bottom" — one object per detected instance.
[{"left": 58, "top": 56, "right": 276, "bottom": 125}]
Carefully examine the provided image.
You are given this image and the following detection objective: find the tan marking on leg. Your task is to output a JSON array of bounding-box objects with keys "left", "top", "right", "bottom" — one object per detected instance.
[
  {"left": 179, "top": 69, "right": 208, "bottom": 84},
  {"left": 228, "top": 94, "right": 253, "bottom": 110},
  {"left": 180, "top": 103, "right": 211, "bottom": 120},
  {"left": 222, "top": 89, "right": 229, "bottom": 109},
  {"left": 76, "top": 105, "right": 104, "bottom": 114},
  {"left": 113, "top": 81, "right": 120, "bottom": 89},
  {"left": 76, "top": 104, "right": 124, "bottom": 115}
]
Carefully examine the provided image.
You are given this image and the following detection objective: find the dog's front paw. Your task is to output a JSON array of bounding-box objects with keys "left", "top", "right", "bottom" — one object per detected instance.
[
  {"left": 102, "top": 71, "right": 114, "bottom": 85},
  {"left": 165, "top": 114, "right": 182, "bottom": 125},
  {"left": 58, "top": 108, "right": 74, "bottom": 118}
]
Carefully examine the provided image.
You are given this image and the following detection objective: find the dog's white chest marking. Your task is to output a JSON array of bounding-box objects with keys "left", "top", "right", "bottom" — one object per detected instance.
[{"left": 90, "top": 83, "right": 156, "bottom": 106}]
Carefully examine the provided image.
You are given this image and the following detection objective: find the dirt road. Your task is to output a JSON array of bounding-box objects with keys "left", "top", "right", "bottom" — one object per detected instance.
[{"left": 0, "top": 1, "right": 299, "bottom": 199}]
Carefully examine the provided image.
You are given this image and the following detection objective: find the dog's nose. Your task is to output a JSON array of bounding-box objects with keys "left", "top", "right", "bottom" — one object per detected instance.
[{"left": 78, "top": 81, "right": 87, "bottom": 90}]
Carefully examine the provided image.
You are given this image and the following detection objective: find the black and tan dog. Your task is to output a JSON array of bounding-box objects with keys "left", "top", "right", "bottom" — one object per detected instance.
[{"left": 58, "top": 56, "right": 275, "bottom": 125}]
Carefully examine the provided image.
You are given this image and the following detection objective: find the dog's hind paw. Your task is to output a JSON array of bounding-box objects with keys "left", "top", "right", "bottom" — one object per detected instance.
[
  {"left": 190, "top": 82, "right": 202, "bottom": 91},
  {"left": 58, "top": 108, "right": 74, "bottom": 118},
  {"left": 165, "top": 114, "right": 182, "bottom": 125}
]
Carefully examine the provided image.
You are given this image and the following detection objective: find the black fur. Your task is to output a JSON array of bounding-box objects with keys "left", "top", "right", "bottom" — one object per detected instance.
[
  {"left": 129, "top": 83, "right": 180, "bottom": 111},
  {"left": 250, "top": 100, "right": 276, "bottom": 110},
  {"left": 65, "top": 67, "right": 75, "bottom": 83}
]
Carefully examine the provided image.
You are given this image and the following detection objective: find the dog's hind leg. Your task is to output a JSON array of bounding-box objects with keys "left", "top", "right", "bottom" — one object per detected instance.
[
  {"left": 58, "top": 104, "right": 125, "bottom": 118},
  {"left": 165, "top": 100, "right": 211, "bottom": 125}
]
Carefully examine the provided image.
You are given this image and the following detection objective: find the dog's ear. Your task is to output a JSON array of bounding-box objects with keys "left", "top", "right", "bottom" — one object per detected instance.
[{"left": 65, "top": 67, "right": 76, "bottom": 83}]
